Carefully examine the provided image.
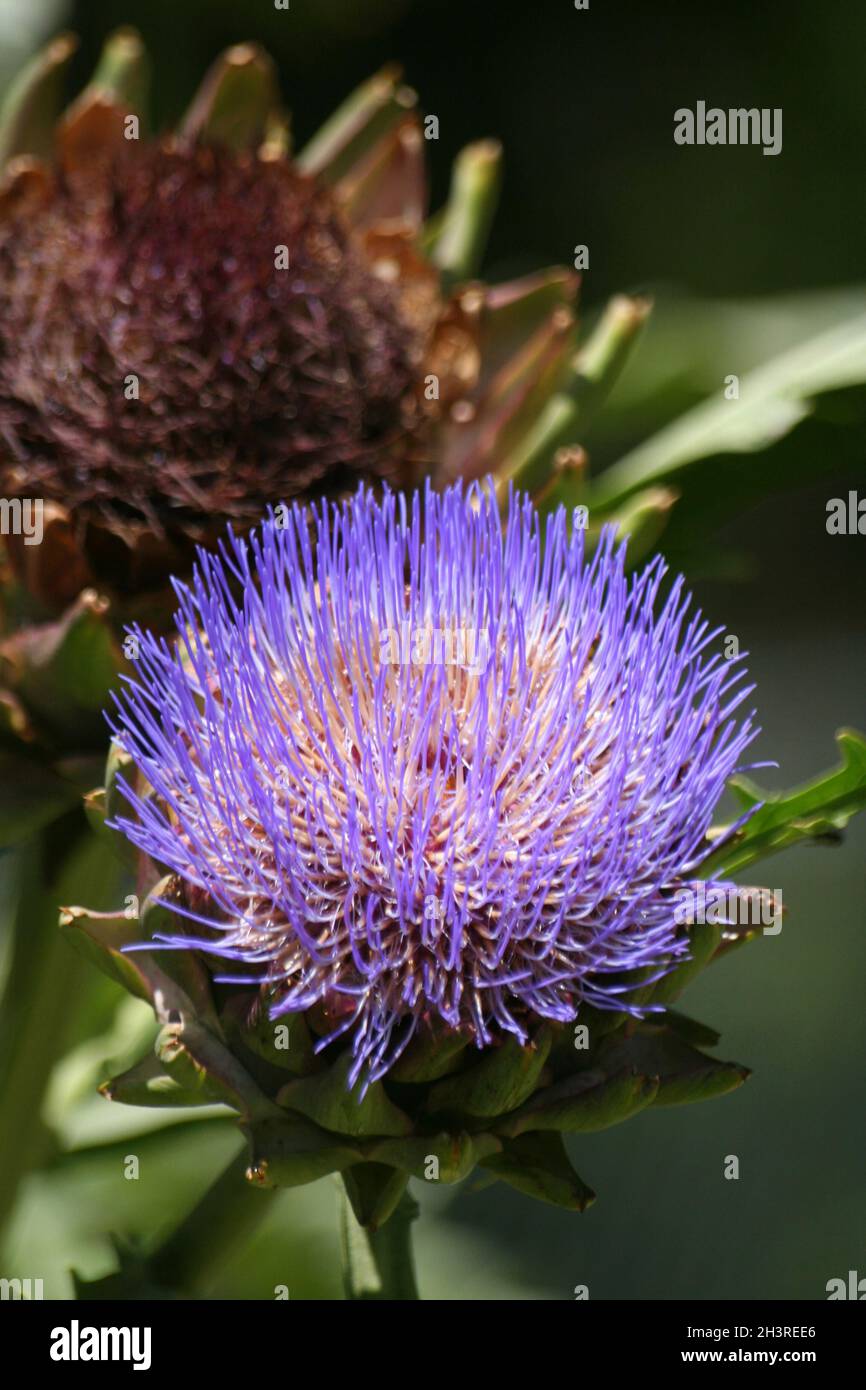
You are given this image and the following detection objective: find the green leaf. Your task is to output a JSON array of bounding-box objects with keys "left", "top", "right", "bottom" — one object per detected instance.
[
  {"left": 59, "top": 880, "right": 219, "bottom": 1033},
  {"left": 82, "top": 27, "right": 150, "bottom": 118},
  {"left": 155, "top": 1018, "right": 280, "bottom": 1122},
  {"left": 222, "top": 995, "right": 317, "bottom": 1076},
  {"left": 479, "top": 1132, "right": 596, "bottom": 1212},
  {"left": 583, "top": 288, "right": 866, "bottom": 451},
  {"left": 501, "top": 294, "right": 652, "bottom": 499},
  {"left": 278, "top": 1053, "right": 412, "bottom": 1138},
  {"left": 429, "top": 139, "right": 502, "bottom": 285},
  {"left": 650, "top": 921, "right": 722, "bottom": 1005},
  {"left": 58, "top": 904, "right": 153, "bottom": 1003},
  {"left": 244, "top": 1114, "right": 361, "bottom": 1188},
  {"left": 593, "top": 312, "right": 866, "bottom": 511},
  {"left": 103, "top": 738, "right": 135, "bottom": 820},
  {"left": 181, "top": 43, "right": 280, "bottom": 150},
  {"left": 74, "top": 1252, "right": 178, "bottom": 1302},
  {"left": 0, "top": 33, "right": 77, "bottom": 165},
  {"left": 0, "top": 752, "right": 80, "bottom": 846},
  {"left": 138, "top": 879, "right": 221, "bottom": 1029},
  {"left": 101, "top": 1052, "right": 218, "bottom": 1109},
  {"left": 426, "top": 1027, "right": 552, "bottom": 1119},
  {"left": 368, "top": 1129, "right": 501, "bottom": 1184},
  {"left": 499, "top": 1068, "right": 659, "bottom": 1138},
  {"left": 597, "top": 1025, "right": 750, "bottom": 1107},
  {"left": 0, "top": 832, "right": 127, "bottom": 1235},
  {"left": 297, "top": 66, "right": 415, "bottom": 184},
  {"left": 704, "top": 729, "right": 866, "bottom": 875},
  {"left": 662, "top": 1009, "right": 722, "bottom": 1049},
  {"left": 1, "top": 589, "right": 128, "bottom": 744},
  {"left": 585, "top": 484, "right": 679, "bottom": 564},
  {"left": 388, "top": 1023, "right": 469, "bottom": 1082}
]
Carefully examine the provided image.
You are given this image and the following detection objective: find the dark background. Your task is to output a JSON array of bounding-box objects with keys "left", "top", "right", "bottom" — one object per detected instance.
[
  {"left": 1, "top": 0, "right": 863, "bottom": 1299},
  {"left": 61, "top": 0, "right": 866, "bottom": 300}
]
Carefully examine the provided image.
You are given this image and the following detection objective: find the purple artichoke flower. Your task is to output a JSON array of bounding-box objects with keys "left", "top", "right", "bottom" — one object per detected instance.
[{"left": 109, "top": 479, "right": 757, "bottom": 1089}]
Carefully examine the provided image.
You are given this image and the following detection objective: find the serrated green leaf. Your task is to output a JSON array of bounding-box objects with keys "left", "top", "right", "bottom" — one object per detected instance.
[
  {"left": 278, "top": 1053, "right": 412, "bottom": 1138},
  {"left": 479, "top": 1131, "right": 595, "bottom": 1212},
  {"left": 704, "top": 729, "right": 866, "bottom": 875}
]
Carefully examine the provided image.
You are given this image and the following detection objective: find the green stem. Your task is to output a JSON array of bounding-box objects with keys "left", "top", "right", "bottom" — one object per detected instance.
[
  {"left": 339, "top": 1179, "right": 420, "bottom": 1300},
  {"left": 0, "top": 825, "right": 121, "bottom": 1241},
  {"left": 150, "top": 1146, "right": 277, "bottom": 1296}
]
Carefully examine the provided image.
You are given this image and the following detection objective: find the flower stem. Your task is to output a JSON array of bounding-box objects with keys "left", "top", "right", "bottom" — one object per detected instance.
[
  {"left": 0, "top": 826, "right": 123, "bottom": 1242},
  {"left": 150, "top": 1145, "right": 277, "bottom": 1296},
  {"left": 338, "top": 1178, "right": 420, "bottom": 1300}
]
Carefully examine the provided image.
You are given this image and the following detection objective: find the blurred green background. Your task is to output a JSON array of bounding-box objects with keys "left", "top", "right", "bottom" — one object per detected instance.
[{"left": 0, "top": 0, "right": 863, "bottom": 1300}]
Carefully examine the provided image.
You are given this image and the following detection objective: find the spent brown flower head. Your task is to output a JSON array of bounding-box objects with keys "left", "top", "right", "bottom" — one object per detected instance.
[{"left": 0, "top": 141, "right": 431, "bottom": 538}]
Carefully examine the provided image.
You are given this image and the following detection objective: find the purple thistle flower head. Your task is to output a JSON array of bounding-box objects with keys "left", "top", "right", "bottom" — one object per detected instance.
[{"left": 109, "top": 480, "right": 757, "bottom": 1089}]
